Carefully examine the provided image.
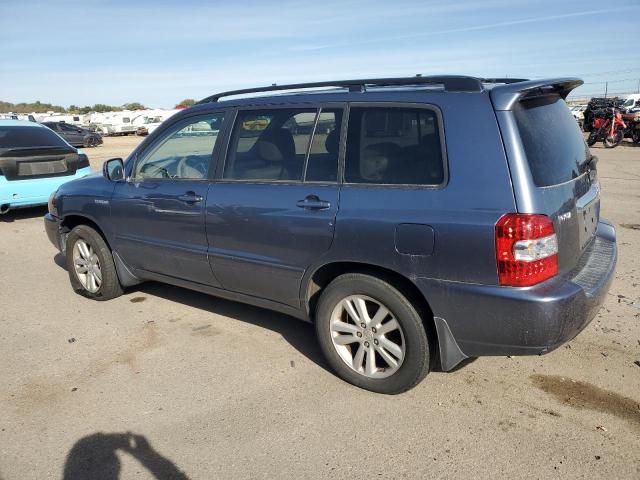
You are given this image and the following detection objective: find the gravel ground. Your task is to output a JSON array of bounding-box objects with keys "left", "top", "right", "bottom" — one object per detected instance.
[{"left": 0, "top": 136, "right": 638, "bottom": 480}]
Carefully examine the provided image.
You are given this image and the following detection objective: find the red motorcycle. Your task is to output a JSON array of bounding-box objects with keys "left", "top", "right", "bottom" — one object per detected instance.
[{"left": 587, "top": 107, "right": 626, "bottom": 148}]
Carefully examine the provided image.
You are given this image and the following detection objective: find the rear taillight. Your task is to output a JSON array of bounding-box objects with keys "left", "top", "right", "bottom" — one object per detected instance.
[
  {"left": 77, "top": 153, "right": 90, "bottom": 168},
  {"left": 495, "top": 213, "right": 558, "bottom": 287}
]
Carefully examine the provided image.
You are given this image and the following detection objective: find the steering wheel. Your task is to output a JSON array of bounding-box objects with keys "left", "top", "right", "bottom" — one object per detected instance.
[
  {"left": 141, "top": 163, "right": 171, "bottom": 179},
  {"left": 177, "top": 156, "right": 207, "bottom": 179}
]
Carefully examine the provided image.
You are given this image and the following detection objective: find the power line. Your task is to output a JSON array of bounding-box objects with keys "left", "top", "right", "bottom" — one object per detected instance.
[
  {"left": 577, "top": 67, "right": 640, "bottom": 78},
  {"left": 582, "top": 77, "right": 640, "bottom": 85}
]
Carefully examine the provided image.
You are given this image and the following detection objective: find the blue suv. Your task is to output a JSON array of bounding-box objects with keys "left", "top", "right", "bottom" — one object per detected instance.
[{"left": 44, "top": 76, "right": 617, "bottom": 394}]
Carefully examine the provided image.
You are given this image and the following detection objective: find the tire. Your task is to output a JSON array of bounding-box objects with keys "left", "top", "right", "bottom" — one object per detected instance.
[
  {"left": 604, "top": 129, "right": 623, "bottom": 148},
  {"left": 587, "top": 131, "right": 598, "bottom": 146},
  {"left": 65, "top": 225, "right": 123, "bottom": 301},
  {"left": 84, "top": 137, "right": 95, "bottom": 148},
  {"left": 632, "top": 129, "right": 640, "bottom": 144},
  {"left": 314, "top": 273, "right": 430, "bottom": 394}
]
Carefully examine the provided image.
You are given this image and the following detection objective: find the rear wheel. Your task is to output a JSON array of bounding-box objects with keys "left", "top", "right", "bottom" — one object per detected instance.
[
  {"left": 587, "top": 131, "right": 598, "bottom": 146},
  {"left": 631, "top": 129, "right": 640, "bottom": 144},
  {"left": 315, "top": 273, "right": 430, "bottom": 394},
  {"left": 603, "top": 128, "right": 623, "bottom": 148},
  {"left": 66, "top": 225, "right": 123, "bottom": 300}
]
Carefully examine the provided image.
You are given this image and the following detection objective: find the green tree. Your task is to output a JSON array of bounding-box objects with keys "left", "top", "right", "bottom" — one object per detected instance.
[
  {"left": 122, "top": 102, "right": 145, "bottom": 110},
  {"left": 176, "top": 99, "right": 195, "bottom": 107},
  {"left": 92, "top": 104, "right": 120, "bottom": 113},
  {"left": 0, "top": 100, "right": 66, "bottom": 113}
]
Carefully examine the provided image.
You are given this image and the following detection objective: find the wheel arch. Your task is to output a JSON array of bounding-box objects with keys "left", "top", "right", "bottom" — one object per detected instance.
[
  {"left": 304, "top": 261, "right": 439, "bottom": 366},
  {"left": 60, "top": 214, "right": 111, "bottom": 250},
  {"left": 60, "top": 214, "right": 141, "bottom": 287}
]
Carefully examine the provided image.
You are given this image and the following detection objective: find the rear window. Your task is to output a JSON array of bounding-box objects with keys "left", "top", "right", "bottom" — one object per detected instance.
[
  {"left": 0, "top": 126, "right": 68, "bottom": 150},
  {"left": 514, "top": 95, "right": 590, "bottom": 187}
]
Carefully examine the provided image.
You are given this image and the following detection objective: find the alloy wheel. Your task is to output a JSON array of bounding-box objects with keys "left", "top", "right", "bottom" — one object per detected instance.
[
  {"left": 329, "top": 295, "right": 405, "bottom": 378},
  {"left": 72, "top": 239, "right": 102, "bottom": 293}
]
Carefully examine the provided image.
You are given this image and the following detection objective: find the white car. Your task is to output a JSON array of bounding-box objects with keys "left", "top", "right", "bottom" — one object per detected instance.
[
  {"left": 570, "top": 105, "right": 586, "bottom": 123},
  {"left": 620, "top": 94, "right": 640, "bottom": 112}
]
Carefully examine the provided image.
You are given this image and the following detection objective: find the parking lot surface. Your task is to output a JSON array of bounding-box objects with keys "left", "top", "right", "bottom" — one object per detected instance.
[{"left": 1, "top": 137, "right": 639, "bottom": 479}]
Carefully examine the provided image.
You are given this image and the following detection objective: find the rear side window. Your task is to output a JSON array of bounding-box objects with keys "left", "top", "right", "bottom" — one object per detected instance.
[
  {"left": 514, "top": 95, "right": 590, "bottom": 187},
  {"left": 223, "top": 108, "right": 342, "bottom": 182},
  {"left": 345, "top": 107, "right": 445, "bottom": 185},
  {"left": 0, "top": 126, "right": 68, "bottom": 150}
]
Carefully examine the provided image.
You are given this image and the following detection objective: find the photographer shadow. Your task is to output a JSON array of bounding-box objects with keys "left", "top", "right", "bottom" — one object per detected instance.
[{"left": 63, "top": 432, "right": 189, "bottom": 480}]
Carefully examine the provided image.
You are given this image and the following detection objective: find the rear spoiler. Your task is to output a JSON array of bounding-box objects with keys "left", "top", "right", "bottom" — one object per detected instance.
[{"left": 490, "top": 78, "right": 583, "bottom": 111}]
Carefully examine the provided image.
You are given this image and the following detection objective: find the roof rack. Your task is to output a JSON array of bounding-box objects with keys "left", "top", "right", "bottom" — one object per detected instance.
[{"left": 197, "top": 75, "right": 487, "bottom": 104}]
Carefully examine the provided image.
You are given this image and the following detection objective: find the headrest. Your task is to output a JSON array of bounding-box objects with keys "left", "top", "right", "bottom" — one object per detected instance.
[
  {"left": 360, "top": 145, "right": 390, "bottom": 181},
  {"left": 325, "top": 129, "right": 339, "bottom": 155},
  {"left": 256, "top": 128, "right": 295, "bottom": 163}
]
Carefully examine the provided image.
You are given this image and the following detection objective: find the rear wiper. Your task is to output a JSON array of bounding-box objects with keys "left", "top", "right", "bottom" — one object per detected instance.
[{"left": 584, "top": 154, "right": 598, "bottom": 181}]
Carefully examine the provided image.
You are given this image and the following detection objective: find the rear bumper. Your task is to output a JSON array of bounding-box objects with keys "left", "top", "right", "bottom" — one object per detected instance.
[
  {"left": 418, "top": 220, "right": 617, "bottom": 367},
  {"left": 0, "top": 167, "right": 92, "bottom": 209}
]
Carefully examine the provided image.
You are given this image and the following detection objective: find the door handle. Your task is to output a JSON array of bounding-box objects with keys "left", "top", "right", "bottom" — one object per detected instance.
[
  {"left": 296, "top": 195, "right": 330, "bottom": 210},
  {"left": 177, "top": 192, "right": 203, "bottom": 204}
]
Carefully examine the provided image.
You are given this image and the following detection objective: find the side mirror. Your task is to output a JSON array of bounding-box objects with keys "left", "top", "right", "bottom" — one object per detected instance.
[{"left": 103, "top": 158, "right": 125, "bottom": 182}]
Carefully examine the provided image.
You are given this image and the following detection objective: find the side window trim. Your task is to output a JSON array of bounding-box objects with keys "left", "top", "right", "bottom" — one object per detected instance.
[
  {"left": 131, "top": 111, "right": 227, "bottom": 182},
  {"left": 302, "top": 106, "right": 346, "bottom": 184},
  {"left": 301, "top": 108, "right": 321, "bottom": 182},
  {"left": 342, "top": 102, "right": 448, "bottom": 189}
]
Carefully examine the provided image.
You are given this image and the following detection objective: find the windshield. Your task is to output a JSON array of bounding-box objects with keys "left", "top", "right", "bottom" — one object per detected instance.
[
  {"left": 0, "top": 126, "right": 69, "bottom": 150},
  {"left": 514, "top": 94, "right": 590, "bottom": 187}
]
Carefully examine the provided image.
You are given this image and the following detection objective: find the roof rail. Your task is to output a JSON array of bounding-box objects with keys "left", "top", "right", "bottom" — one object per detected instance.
[{"left": 197, "top": 75, "right": 484, "bottom": 104}]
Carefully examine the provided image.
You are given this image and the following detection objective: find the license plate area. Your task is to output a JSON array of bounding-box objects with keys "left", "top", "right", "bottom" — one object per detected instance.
[
  {"left": 578, "top": 198, "right": 599, "bottom": 251},
  {"left": 17, "top": 159, "right": 68, "bottom": 177}
]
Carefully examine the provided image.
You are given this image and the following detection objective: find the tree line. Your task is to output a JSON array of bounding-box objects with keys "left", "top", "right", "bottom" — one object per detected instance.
[{"left": 1, "top": 99, "right": 196, "bottom": 114}]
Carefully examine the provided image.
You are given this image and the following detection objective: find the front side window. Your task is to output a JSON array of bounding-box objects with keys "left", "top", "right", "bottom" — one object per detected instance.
[
  {"left": 224, "top": 108, "right": 342, "bottom": 182},
  {"left": 60, "top": 123, "right": 79, "bottom": 132},
  {"left": 134, "top": 113, "right": 224, "bottom": 180},
  {"left": 345, "top": 107, "right": 445, "bottom": 185}
]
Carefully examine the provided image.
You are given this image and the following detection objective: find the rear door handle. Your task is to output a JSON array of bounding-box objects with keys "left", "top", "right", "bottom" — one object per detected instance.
[
  {"left": 177, "top": 192, "right": 203, "bottom": 204},
  {"left": 296, "top": 195, "right": 330, "bottom": 210}
]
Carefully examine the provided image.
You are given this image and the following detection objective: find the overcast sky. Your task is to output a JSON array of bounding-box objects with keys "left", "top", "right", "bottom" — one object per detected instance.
[{"left": 1, "top": 0, "right": 639, "bottom": 108}]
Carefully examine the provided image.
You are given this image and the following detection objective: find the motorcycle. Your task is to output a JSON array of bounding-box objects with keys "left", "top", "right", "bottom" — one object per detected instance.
[
  {"left": 622, "top": 110, "right": 640, "bottom": 144},
  {"left": 587, "top": 107, "right": 627, "bottom": 148}
]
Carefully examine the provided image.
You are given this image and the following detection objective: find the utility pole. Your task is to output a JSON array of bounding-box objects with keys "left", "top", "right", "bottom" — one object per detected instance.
[
  {"left": 637, "top": 78, "right": 640, "bottom": 94},
  {"left": 604, "top": 82, "right": 608, "bottom": 99}
]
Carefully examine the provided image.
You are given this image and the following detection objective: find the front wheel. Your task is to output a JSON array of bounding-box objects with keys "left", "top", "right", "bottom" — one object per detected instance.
[
  {"left": 631, "top": 129, "right": 640, "bottom": 144},
  {"left": 315, "top": 273, "right": 430, "bottom": 394},
  {"left": 603, "top": 129, "right": 623, "bottom": 148},
  {"left": 66, "top": 225, "right": 123, "bottom": 300}
]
